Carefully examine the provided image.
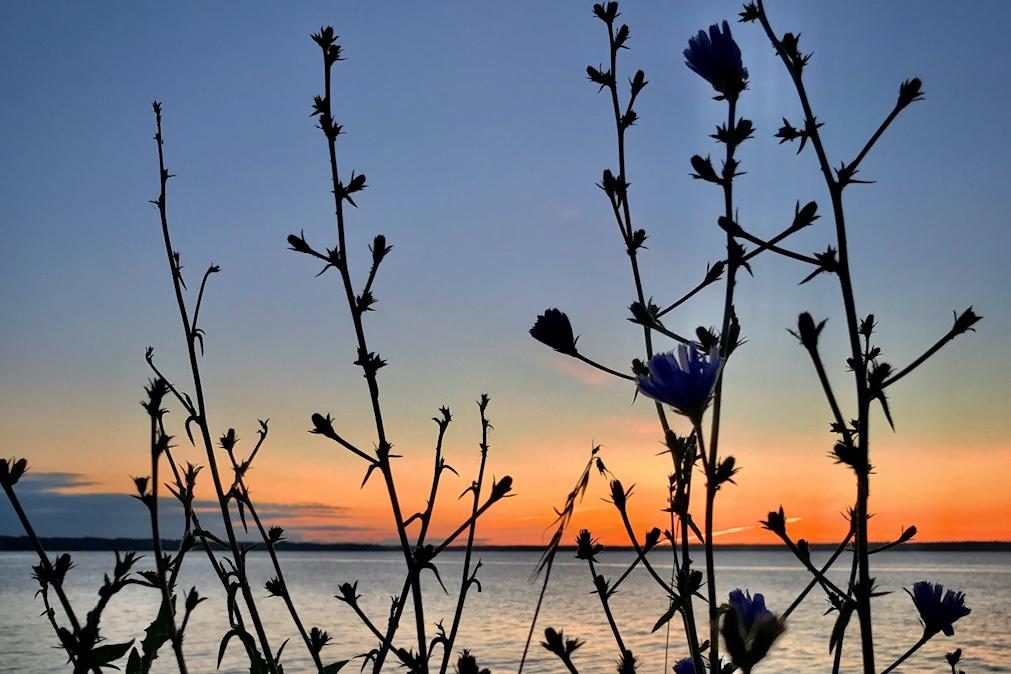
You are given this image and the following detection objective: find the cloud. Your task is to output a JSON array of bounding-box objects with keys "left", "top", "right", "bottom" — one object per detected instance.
[{"left": 0, "top": 472, "right": 354, "bottom": 541}]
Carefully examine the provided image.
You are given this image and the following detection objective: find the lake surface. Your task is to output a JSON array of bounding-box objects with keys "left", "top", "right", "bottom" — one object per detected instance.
[{"left": 1, "top": 550, "right": 1008, "bottom": 673}]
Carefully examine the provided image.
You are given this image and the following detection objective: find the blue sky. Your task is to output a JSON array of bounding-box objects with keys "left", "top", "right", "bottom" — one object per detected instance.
[{"left": 2, "top": 2, "right": 1010, "bottom": 542}]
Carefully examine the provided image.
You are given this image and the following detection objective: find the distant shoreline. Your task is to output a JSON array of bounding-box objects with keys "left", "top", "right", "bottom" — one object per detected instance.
[{"left": 2, "top": 535, "right": 1009, "bottom": 553}]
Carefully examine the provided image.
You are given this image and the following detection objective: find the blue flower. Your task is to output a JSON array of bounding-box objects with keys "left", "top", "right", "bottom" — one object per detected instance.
[
  {"left": 907, "top": 581, "right": 971, "bottom": 637},
  {"left": 673, "top": 657, "right": 695, "bottom": 674},
  {"left": 728, "top": 589, "right": 773, "bottom": 630},
  {"left": 684, "top": 21, "right": 749, "bottom": 100},
  {"left": 636, "top": 345, "right": 722, "bottom": 423},
  {"left": 722, "top": 589, "right": 785, "bottom": 673}
]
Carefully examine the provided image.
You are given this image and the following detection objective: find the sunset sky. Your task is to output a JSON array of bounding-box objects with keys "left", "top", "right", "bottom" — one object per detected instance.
[{"left": 2, "top": 2, "right": 1010, "bottom": 546}]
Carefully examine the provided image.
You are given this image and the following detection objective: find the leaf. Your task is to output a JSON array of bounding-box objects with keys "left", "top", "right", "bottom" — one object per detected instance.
[
  {"left": 134, "top": 597, "right": 174, "bottom": 672},
  {"left": 322, "top": 661, "right": 350, "bottom": 674},
  {"left": 651, "top": 599, "right": 682, "bottom": 633},
  {"left": 829, "top": 603, "right": 854, "bottom": 654},
  {"left": 126, "top": 648, "right": 142, "bottom": 674},
  {"left": 87, "top": 640, "right": 135, "bottom": 669}
]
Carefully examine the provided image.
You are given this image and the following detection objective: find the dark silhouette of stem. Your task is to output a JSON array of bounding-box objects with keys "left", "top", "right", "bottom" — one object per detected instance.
[
  {"left": 755, "top": 4, "right": 876, "bottom": 670},
  {"left": 151, "top": 103, "right": 277, "bottom": 672}
]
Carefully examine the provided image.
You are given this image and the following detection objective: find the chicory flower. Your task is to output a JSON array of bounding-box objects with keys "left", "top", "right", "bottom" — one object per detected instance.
[
  {"left": 636, "top": 344, "right": 722, "bottom": 424},
  {"left": 684, "top": 21, "right": 749, "bottom": 99},
  {"left": 907, "top": 581, "right": 971, "bottom": 637}
]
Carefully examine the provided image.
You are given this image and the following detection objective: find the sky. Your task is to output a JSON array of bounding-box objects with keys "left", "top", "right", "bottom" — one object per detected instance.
[{"left": 2, "top": 1, "right": 1010, "bottom": 546}]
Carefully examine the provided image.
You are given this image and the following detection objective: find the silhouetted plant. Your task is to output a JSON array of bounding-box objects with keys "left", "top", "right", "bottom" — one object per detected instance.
[
  {"left": 531, "top": 2, "right": 980, "bottom": 673},
  {"left": 2, "top": 24, "right": 513, "bottom": 674}
]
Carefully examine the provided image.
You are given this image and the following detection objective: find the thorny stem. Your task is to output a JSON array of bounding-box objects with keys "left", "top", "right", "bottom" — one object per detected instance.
[
  {"left": 152, "top": 104, "right": 277, "bottom": 672},
  {"left": 439, "top": 399, "right": 493, "bottom": 674},
  {"left": 880, "top": 635, "right": 930, "bottom": 674},
  {"left": 317, "top": 52, "right": 426, "bottom": 673},
  {"left": 575, "top": 353, "right": 635, "bottom": 381},
  {"left": 756, "top": 4, "right": 875, "bottom": 670},
  {"left": 702, "top": 93, "right": 741, "bottom": 673},
  {"left": 881, "top": 327, "right": 963, "bottom": 389},
  {"left": 783, "top": 527, "right": 854, "bottom": 619},
  {"left": 221, "top": 437, "right": 324, "bottom": 673},
  {"left": 586, "top": 557, "right": 627, "bottom": 655},
  {"left": 1, "top": 481, "right": 85, "bottom": 667},
  {"left": 147, "top": 415, "right": 189, "bottom": 674}
]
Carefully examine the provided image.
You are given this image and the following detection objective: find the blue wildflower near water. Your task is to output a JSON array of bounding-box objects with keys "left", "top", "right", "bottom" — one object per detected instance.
[
  {"left": 684, "top": 21, "right": 749, "bottom": 100},
  {"left": 637, "top": 344, "right": 722, "bottom": 424},
  {"left": 907, "top": 581, "right": 971, "bottom": 637},
  {"left": 673, "top": 657, "right": 695, "bottom": 674},
  {"left": 721, "top": 589, "right": 785, "bottom": 673}
]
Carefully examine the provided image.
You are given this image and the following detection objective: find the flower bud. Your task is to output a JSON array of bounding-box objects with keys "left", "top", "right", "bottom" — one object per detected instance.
[
  {"left": 690, "top": 155, "right": 720, "bottom": 183},
  {"left": 897, "top": 78, "right": 924, "bottom": 108},
  {"left": 530, "top": 308, "right": 578, "bottom": 356},
  {"left": 952, "top": 306, "right": 982, "bottom": 336}
]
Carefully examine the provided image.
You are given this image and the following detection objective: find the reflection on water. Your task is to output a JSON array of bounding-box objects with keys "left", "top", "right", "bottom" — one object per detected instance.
[{"left": 1, "top": 550, "right": 1008, "bottom": 673}]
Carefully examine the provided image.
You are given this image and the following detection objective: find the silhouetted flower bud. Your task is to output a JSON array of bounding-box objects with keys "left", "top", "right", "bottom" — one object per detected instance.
[
  {"left": 287, "top": 231, "right": 315, "bottom": 255},
  {"left": 586, "top": 65, "right": 614, "bottom": 90},
  {"left": 677, "top": 568, "right": 704, "bottom": 596},
  {"left": 575, "top": 529, "right": 604, "bottom": 560},
  {"left": 791, "top": 312, "right": 827, "bottom": 350},
  {"left": 609, "top": 479, "right": 629, "bottom": 511},
  {"left": 631, "top": 358, "right": 649, "bottom": 377},
  {"left": 792, "top": 200, "right": 819, "bottom": 230},
  {"left": 628, "top": 228, "right": 648, "bottom": 251},
  {"left": 859, "top": 314, "right": 877, "bottom": 340},
  {"left": 695, "top": 326, "right": 719, "bottom": 352},
  {"left": 907, "top": 581, "right": 971, "bottom": 637},
  {"left": 738, "top": 3, "right": 760, "bottom": 23},
  {"left": 133, "top": 476, "right": 150, "bottom": 497},
  {"left": 529, "top": 308, "right": 578, "bottom": 356},
  {"left": 796, "top": 539, "right": 810, "bottom": 562},
  {"left": 684, "top": 21, "right": 749, "bottom": 100},
  {"left": 952, "top": 307, "right": 982, "bottom": 336},
  {"left": 268, "top": 526, "right": 285, "bottom": 544},
  {"left": 644, "top": 527, "right": 662, "bottom": 551},
  {"left": 717, "top": 215, "right": 743, "bottom": 237},
  {"left": 592, "top": 2, "right": 619, "bottom": 25},
  {"left": 630, "top": 69, "right": 647, "bottom": 96},
  {"left": 371, "top": 234, "right": 392, "bottom": 267},
  {"left": 713, "top": 455, "right": 739, "bottom": 487},
  {"left": 310, "top": 413, "right": 340, "bottom": 440},
  {"left": 628, "top": 300, "right": 663, "bottom": 330},
  {"left": 946, "top": 648, "right": 962, "bottom": 668},
  {"left": 898, "top": 525, "right": 918, "bottom": 545},
  {"left": 309, "top": 626, "right": 332, "bottom": 654},
  {"left": 541, "top": 627, "right": 584, "bottom": 660},
  {"left": 219, "top": 428, "right": 238, "bottom": 452},
  {"left": 761, "top": 507, "right": 787, "bottom": 536},
  {"left": 721, "top": 589, "right": 786, "bottom": 671},
  {"left": 831, "top": 441, "right": 864, "bottom": 470},
  {"left": 335, "top": 581, "right": 360, "bottom": 606},
  {"left": 897, "top": 78, "right": 924, "bottom": 108},
  {"left": 311, "top": 26, "right": 336, "bottom": 50},
  {"left": 185, "top": 586, "right": 205, "bottom": 613},
  {"left": 614, "top": 24, "right": 630, "bottom": 50},
  {"left": 489, "top": 475, "right": 513, "bottom": 502},
  {"left": 616, "top": 649, "right": 637, "bottom": 674},
  {"left": 455, "top": 650, "right": 490, "bottom": 674},
  {"left": 142, "top": 378, "right": 169, "bottom": 417},
  {"left": 704, "top": 260, "right": 726, "bottom": 285},
  {"left": 0, "top": 457, "right": 28, "bottom": 488},
  {"left": 690, "top": 155, "right": 720, "bottom": 183},
  {"left": 265, "top": 577, "right": 284, "bottom": 598}
]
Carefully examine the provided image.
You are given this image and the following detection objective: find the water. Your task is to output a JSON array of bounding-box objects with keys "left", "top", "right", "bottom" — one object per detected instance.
[{"left": 0, "top": 550, "right": 1007, "bottom": 673}]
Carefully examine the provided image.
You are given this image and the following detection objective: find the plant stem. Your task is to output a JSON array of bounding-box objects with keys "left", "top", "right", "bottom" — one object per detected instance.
[{"left": 152, "top": 105, "right": 277, "bottom": 672}]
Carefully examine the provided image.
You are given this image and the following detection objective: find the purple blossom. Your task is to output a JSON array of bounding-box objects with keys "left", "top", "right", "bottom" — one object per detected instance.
[
  {"left": 907, "top": 581, "right": 971, "bottom": 637},
  {"left": 636, "top": 344, "right": 721, "bottom": 423},
  {"left": 673, "top": 657, "right": 695, "bottom": 674},
  {"left": 684, "top": 21, "right": 749, "bottom": 99},
  {"left": 728, "top": 589, "right": 773, "bottom": 630}
]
